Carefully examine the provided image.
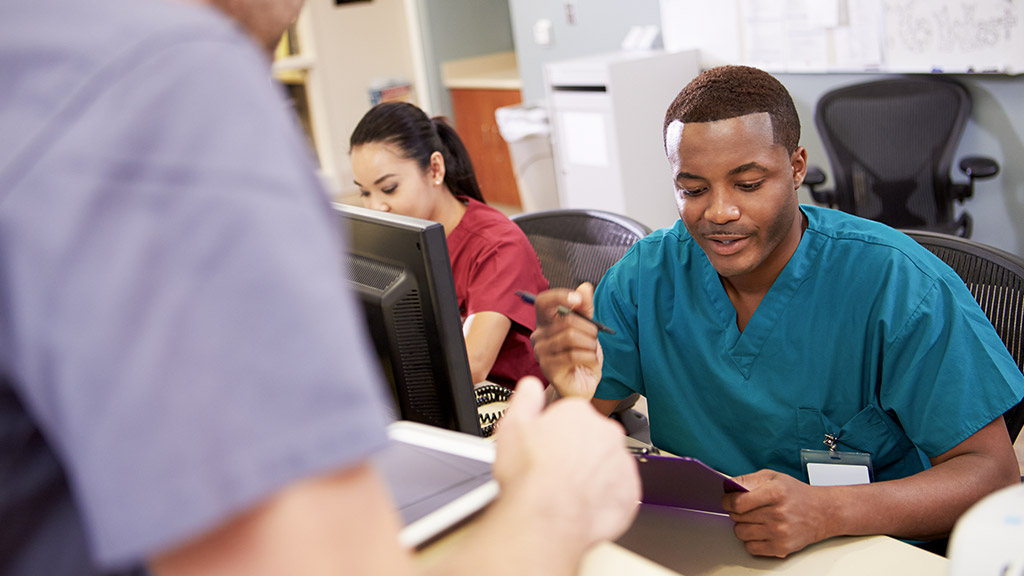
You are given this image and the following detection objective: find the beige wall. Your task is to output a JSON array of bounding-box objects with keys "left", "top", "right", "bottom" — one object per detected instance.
[{"left": 303, "top": 0, "right": 420, "bottom": 199}]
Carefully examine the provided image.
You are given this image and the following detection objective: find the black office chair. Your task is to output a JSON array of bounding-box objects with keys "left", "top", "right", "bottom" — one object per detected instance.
[
  {"left": 804, "top": 77, "right": 999, "bottom": 238},
  {"left": 511, "top": 209, "right": 652, "bottom": 291},
  {"left": 903, "top": 230, "right": 1024, "bottom": 443},
  {"left": 511, "top": 209, "right": 652, "bottom": 438}
]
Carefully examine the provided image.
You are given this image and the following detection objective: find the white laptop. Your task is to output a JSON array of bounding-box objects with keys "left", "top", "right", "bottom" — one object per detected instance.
[{"left": 372, "top": 421, "right": 498, "bottom": 548}]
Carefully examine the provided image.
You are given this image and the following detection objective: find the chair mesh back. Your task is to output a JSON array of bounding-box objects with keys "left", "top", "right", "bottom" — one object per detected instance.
[
  {"left": 511, "top": 210, "right": 651, "bottom": 289},
  {"left": 817, "top": 78, "right": 969, "bottom": 232},
  {"left": 905, "top": 231, "right": 1024, "bottom": 442}
]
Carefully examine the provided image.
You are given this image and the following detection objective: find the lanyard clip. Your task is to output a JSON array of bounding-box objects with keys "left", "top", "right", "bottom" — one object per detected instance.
[{"left": 823, "top": 433, "right": 840, "bottom": 452}]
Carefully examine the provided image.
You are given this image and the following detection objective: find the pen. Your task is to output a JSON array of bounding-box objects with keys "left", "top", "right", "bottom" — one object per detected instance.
[
  {"left": 628, "top": 445, "right": 660, "bottom": 456},
  {"left": 515, "top": 290, "right": 616, "bottom": 335}
]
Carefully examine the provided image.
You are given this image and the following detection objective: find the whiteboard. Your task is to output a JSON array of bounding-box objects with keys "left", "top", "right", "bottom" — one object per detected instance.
[
  {"left": 883, "top": 0, "right": 1024, "bottom": 73},
  {"left": 660, "top": 0, "right": 1024, "bottom": 74}
]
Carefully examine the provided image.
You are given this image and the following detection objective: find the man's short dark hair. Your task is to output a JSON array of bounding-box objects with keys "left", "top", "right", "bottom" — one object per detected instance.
[{"left": 664, "top": 65, "right": 800, "bottom": 153}]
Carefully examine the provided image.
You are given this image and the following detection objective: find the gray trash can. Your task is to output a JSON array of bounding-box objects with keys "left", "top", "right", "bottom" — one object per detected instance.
[{"left": 495, "top": 104, "right": 560, "bottom": 213}]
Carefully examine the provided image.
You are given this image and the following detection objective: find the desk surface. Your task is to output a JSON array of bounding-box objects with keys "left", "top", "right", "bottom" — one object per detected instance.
[
  {"left": 610, "top": 503, "right": 947, "bottom": 575},
  {"left": 438, "top": 408, "right": 951, "bottom": 574},
  {"left": 612, "top": 439, "right": 944, "bottom": 573},
  {"left": 421, "top": 499, "right": 948, "bottom": 576}
]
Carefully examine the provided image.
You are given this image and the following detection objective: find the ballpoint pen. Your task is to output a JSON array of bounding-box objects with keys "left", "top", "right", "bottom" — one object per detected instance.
[{"left": 515, "top": 290, "right": 616, "bottom": 335}]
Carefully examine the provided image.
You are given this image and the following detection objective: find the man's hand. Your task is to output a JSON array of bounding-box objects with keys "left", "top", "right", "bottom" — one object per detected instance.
[
  {"left": 721, "top": 419, "right": 1020, "bottom": 559},
  {"left": 492, "top": 377, "right": 640, "bottom": 563},
  {"left": 722, "top": 470, "right": 834, "bottom": 558},
  {"left": 529, "top": 284, "right": 604, "bottom": 400},
  {"left": 153, "top": 378, "right": 642, "bottom": 576}
]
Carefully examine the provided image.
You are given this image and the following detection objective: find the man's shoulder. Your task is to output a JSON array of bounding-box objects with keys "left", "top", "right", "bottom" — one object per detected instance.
[
  {"left": 600, "top": 220, "right": 704, "bottom": 292},
  {"left": 803, "top": 205, "right": 949, "bottom": 278},
  {"left": 626, "top": 220, "right": 699, "bottom": 263},
  {"left": 3, "top": 0, "right": 238, "bottom": 61},
  {"left": 0, "top": 0, "right": 249, "bottom": 169}
]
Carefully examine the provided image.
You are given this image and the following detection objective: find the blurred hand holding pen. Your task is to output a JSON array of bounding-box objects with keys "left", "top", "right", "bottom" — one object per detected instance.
[{"left": 515, "top": 290, "right": 616, "bottom": 335}]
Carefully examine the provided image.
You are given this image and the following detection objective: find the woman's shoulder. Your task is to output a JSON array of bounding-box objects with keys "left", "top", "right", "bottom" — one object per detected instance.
[
  {"left": 459, "top": 199, "right": 527, "bottom": 238},
  {"left": 464, "top": 198, "right": 513, "bottom": 221}
]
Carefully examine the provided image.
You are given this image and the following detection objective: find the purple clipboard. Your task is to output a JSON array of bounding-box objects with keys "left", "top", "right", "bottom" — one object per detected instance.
[{"left": 636, "top": 454, "right": 748, "bottom": 514}]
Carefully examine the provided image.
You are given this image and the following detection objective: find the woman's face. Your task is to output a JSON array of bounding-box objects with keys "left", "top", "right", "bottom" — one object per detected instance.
[{"left": 351, "top": 142, "right": 444, "bottom": 221}]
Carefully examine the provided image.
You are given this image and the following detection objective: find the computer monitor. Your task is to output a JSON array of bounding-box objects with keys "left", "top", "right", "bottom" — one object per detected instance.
[{"left": 333, "top": 203, "right": 481, "bottom": 436}]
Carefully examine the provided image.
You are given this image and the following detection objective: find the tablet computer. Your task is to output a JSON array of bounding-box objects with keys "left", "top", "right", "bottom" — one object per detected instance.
[
  {"left": 372, "top": 421, "right": 498, "bottom": 548},
  {"left": 635, "top": 453, "right": 747, "bottom": 514}
]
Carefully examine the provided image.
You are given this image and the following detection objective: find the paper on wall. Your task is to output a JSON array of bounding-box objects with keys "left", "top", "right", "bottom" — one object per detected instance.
[{"left": 563, "top": 111, "right": 609, "bottom": 168}]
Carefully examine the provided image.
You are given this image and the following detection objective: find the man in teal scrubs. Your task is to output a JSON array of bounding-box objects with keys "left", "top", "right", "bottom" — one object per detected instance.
[{"left": 531, "top": 65, "right": 1024, "bottom": 558}]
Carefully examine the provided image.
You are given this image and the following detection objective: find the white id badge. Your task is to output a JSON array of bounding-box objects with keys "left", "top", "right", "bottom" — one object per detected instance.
[{"left": 801, "top": 448, "right": 873, "bottom": 486}]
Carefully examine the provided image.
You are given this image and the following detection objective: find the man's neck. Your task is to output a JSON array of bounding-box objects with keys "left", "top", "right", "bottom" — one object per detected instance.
[
  {"left": 721, "top": 280, "right": 766, "bottom": 333},
  {"left": 721, "top": 210, "right": 807, "bottom": 331}
]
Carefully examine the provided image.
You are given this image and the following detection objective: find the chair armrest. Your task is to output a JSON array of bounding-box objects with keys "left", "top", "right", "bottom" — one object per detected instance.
[
  {"left": 802, "top": 165, "right": 836, "bottom": 207},
  {"left": 959, "top": 156, "right": 1000, "bottom": 180},
  {"left": 954, "top": 156, "right": 1000, "bottom": 202},
  {"left": 804, "top": 165, "right": 827, "bottom": 187}
]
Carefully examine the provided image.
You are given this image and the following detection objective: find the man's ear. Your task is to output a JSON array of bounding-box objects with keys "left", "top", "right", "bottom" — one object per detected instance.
[{"left": 791, "top": 146, "right": 808, "bottom": 190}]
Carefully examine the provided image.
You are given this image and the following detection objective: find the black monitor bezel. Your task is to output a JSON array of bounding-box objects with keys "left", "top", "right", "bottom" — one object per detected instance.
[{"left": 334, "top": 203, "right": 480, "bottom": 436}]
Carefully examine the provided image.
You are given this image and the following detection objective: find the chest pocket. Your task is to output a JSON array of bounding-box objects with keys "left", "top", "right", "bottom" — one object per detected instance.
[{"left": 797, "top": 405, "right": 925, "bottom": 482}]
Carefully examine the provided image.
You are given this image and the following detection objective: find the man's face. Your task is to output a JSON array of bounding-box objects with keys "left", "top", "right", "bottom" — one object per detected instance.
[
  {"left": 210, "top": 0, "right": 305, "bottom": 54},
  {"left": 666, "top": 112, "right": 807, "bottom": 289}
]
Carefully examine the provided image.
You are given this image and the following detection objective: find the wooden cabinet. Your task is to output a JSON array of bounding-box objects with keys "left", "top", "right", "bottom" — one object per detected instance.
[{"left": 449, "top": 88, "right": 523, "bottom": 207}]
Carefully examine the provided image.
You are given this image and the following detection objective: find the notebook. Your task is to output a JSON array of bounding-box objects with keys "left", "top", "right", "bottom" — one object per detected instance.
[{"left": 372, "top": 421, "right": 498, "bottom": 548}]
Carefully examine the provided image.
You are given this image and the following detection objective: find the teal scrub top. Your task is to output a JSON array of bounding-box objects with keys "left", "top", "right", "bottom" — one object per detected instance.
[{"left": 594, "top": 205, "right": 1024, "bottom": 481}]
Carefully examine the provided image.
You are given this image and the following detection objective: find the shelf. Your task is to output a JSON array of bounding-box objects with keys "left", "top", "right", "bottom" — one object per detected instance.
[
  {"left": 272, "top": 55, "right": 315, "bottom": 73},
  {"left": 442, "top": 52, "right": 521, "bottom": 90}
]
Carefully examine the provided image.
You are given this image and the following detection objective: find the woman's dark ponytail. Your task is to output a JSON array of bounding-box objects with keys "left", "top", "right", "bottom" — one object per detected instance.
[
  {"left": 430, "top": 117, "right": 483, "bottom": 203},
  {"left": 350, "top": 101, "right": 485, "bottom": 203}
]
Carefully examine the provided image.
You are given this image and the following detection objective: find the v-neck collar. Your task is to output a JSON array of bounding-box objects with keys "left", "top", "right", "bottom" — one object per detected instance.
[{"left": 699, "top": 207, "right": 824, "bottom": 378}]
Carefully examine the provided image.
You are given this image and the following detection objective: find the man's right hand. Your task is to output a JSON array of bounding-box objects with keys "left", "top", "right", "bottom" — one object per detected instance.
[
  {"left": 490, "top": 376, "right": 640, "bottom": 572},
  {"left": 529, "top": 284, "right": 604, "bottom": 400}
]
